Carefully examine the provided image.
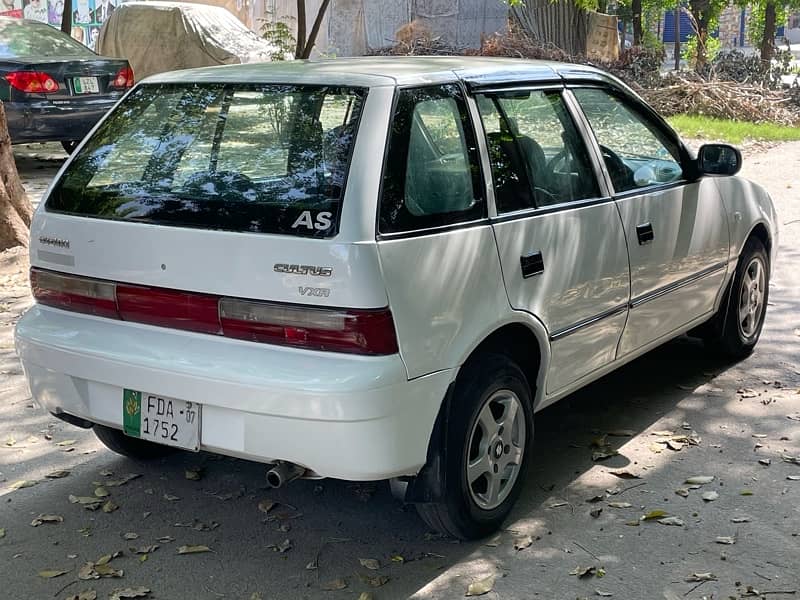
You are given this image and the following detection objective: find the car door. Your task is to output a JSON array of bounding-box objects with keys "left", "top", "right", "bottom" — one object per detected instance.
[
  {"left": 571, "top": 87, "right": 730, "bottom": 356},
  {"left": 474, "top": 87, "right": 630, "bottom": 397}
]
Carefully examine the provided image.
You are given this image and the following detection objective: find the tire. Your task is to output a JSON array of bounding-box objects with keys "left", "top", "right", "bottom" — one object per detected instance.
[
  {"left": 93, "top": 424, "right": 175, "bottom": 460},
  {"left": 416, "top": 354, "right": 533, "bottom": 540},
  {"left": 709, "top": 237, "right": 770, "bottom": 358},
  {"left": 61, "top": 140, "right": 79, "bottom": 154}
]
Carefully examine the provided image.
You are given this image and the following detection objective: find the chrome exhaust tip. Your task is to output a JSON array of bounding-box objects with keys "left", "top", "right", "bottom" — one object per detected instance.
[{"left": 265, "top": 461, "right": 305, "bottom": 488}]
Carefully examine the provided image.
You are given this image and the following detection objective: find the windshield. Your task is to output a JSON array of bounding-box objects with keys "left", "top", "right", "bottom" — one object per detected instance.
[
  {"left": 0, "top": 19, "right": 96, "bottom": 59},
  {"left": 47, "top": 83, "right": 366, "bottom": 237}
]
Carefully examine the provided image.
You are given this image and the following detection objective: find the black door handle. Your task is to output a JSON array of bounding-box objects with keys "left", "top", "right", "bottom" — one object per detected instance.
[
  {"left": 636, "top": 222, "right": 654, "bottom": 245},
  {"left": 520, "top": 251, "right": 544, "bottom": 278}
]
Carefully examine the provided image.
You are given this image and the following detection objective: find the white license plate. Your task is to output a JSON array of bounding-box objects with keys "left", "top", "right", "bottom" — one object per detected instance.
[
  {"left": 122, "top": 389, "right": 200, "bottom": 451},
  {"left": 74, "top": 76, "right": 99, "bottom": 94}
]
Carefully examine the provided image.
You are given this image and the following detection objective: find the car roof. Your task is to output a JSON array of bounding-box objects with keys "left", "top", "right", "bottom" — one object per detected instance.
[{"left": 143, "top": 56, "right": 617, "bottom": 88}]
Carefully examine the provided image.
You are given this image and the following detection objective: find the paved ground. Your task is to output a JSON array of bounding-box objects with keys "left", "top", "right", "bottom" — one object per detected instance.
[{"left": 0, "top": 142, "right": 798, "bottom": 600}]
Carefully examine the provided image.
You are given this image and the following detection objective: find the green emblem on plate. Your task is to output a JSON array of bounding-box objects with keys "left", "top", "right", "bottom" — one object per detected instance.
[{"left": 123, "top": 389, "right": 141, "bottom": 437}]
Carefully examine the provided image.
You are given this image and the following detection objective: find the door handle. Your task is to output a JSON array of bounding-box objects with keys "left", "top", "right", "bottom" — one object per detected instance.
[
  {"left": 520, "top": 251, "right": 544, "bottom": 278},
  {"left": 636, "top": 222, "right": 654, "bottom": 245}
]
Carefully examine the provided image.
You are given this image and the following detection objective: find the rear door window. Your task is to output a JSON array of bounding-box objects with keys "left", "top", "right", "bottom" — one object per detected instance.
[
  {"left": 379, "top": 84, "right": 485, "bottom": 234},
  {"left": 47, "top": 83, "right": 366, "bottom": 237}
]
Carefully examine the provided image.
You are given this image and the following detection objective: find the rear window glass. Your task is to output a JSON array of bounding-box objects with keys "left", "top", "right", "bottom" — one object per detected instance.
[
  {"left": 47, "top": 83, "right": 366, "bottom": 238},
  {"left": 0, "top": 20, "right": 95, "bottom": 59}
]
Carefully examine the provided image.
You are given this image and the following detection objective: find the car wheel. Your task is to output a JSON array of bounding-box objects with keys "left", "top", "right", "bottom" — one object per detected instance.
[
  {"left": 416, "top": 354, "right": 533, "bottom": 540},
  {"left": 710, "top": 237, "right": 770, "bottom": 358},
  {"left": 61, "top": 140, "right": 79, "bottom": 154},
  {"left": 93, "top": 424, "right": 175, "bottom": 460}
]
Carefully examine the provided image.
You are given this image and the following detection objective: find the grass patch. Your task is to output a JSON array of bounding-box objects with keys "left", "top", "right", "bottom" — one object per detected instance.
[{"left": 667, "top": 114, "right": 800, "bottom": 144}]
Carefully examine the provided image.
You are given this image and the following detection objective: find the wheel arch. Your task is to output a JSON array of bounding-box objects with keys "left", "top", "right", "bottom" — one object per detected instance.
[{"left": 746, "top": 222, "right": 772, "bottom": 269}]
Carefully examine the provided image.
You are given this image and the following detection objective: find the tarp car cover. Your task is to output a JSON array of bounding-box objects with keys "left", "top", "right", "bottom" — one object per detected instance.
[{"left": 96, "top": 1, "right": 275, "bottom": 80}]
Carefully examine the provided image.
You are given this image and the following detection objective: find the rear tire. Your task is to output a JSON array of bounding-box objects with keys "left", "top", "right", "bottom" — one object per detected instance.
[
  {"left": 61, "top": 140, "right": 79, "bottom": 154},
  {"left": 416, "top": 354, "right": 533, "bottom": 540},
  {"left": 708, "top": 237, "right": 769, "bottom": 358},
  {"left": 93, "top": 424, "right": 175, "bottom": 460}
]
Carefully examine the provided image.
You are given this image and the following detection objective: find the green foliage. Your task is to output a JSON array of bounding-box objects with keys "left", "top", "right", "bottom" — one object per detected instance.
[
  {"left": 667, "top": 114, "right": 800, "bottom": 143},
  {"left": 259, "top": 12, "right": 296, "bottom": 61},
  {"left": 682, "top": 33, "right": 721, "bottom": 66},
  {"left": 747, "top": 2, "right": 787, "bottom": 47}
]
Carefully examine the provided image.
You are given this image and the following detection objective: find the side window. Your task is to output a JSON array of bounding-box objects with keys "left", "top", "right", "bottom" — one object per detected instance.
[
  {"left": 573, "top": 88, "right": 684, "bottom": 194},
  {"left": 476, "top": 90, "right": 600, "bottom": 212},
  {"left": 380, "top": 84, "right": 484, "bottom": 234}
]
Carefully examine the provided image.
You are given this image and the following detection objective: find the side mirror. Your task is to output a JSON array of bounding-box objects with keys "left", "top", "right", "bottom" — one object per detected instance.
[{"left": 697, "top": 143, "right": 742, "bottom": 176}]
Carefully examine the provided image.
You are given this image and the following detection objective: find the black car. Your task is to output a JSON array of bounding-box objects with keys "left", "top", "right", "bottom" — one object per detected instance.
[{"left": 0, "top": 17, "right": 133, "bottom": 153}]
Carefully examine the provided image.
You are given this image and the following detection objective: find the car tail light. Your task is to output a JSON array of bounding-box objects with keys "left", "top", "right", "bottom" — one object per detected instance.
[
  {"left": 5, "top": 71, "right": 59, "bottom": 94},
  {"left": 111, "top": 66, "right": 134, "bottom": 89},
  {"left": 30, "top": 268, "right": 398, "bottom": 356},
  {"left": 219, "top": 299, "right": 398, "bottom": 355},
  {"left": 31, "top": 269, "right": 117, "bottom": 318}
]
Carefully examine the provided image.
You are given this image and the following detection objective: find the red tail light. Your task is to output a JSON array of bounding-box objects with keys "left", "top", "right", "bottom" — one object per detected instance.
[
  {"left": 5, "top": 71, "right": 59, "bottom": 94},
  {"left": 219, "top": 299, "right": 398, "bottom": 355},
  {"left": 111, "top": 66, "right": 134, "bottom": 88},
  {"left": 30, "top": 268, "right": 398, "bottom": 356}
]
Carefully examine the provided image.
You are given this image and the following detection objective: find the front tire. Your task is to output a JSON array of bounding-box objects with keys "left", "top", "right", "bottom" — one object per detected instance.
[
  {"left": 710, "top": 237, "right": 770, "bottom": 358},
  {"left": 94, "top": 424, "right": 175, "bottom": 460},
  {"left": 416, "top": 354, "right": 533, "bottom": 540}
]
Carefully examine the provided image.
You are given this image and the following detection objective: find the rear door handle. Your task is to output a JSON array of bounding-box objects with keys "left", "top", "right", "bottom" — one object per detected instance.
[
  {"left": 636, "top": 222, "right": 654, "bottom": 245},
  {"left": 520, "top": 251, "right": 544, "bottom": 278}
]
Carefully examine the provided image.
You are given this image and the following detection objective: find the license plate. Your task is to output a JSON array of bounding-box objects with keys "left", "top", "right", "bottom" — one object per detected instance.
[
  {"left": 122, "top": 389, "right": 201, "bottom": 451},
  {"left": 73, "top": 76, "right": 99, "bottom": 94}
]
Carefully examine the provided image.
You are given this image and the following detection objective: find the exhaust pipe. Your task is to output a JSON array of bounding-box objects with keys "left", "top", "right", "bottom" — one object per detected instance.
[{"left": 266, "top": 461, "right": 305, "bottom": 488}]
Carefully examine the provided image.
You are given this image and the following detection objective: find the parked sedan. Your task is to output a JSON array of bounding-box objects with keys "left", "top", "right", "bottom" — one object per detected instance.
[
  {"left": 15, "top": 57, "right": 777, "bottom": 539},
  {"left": 0, "top": 16, "right": 133, "bottom": 152}
]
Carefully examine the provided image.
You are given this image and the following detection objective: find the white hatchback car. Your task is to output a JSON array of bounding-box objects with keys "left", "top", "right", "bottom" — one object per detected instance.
[{"left": 16, "top": 57, "right": 777, "bottom": 539}]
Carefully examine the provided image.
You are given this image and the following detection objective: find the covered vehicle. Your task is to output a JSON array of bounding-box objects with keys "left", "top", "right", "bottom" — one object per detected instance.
[
  {"left": 95, "top": 1, "right": 277, "bottom": 80},
  {"left": 0, "top": 16, "right": 133, "bottom": 152}
]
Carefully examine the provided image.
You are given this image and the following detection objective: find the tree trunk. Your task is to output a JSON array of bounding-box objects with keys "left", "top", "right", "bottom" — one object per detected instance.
[
  {"left": 674, "top": 7, "right": 681, "bottom": 70},
  {"left": 688, "top": 1, "right": 711, "bottom": 70},
  {"left": 632, "top": 0, "right": 643, "bottom": 46},
  {"left": 760, "top": 0, "right": 777, "bottom": 63},
  {"left": 60, "top": 0, "right": 72, "bottom": 35},
  {"left": 295, "top": 0, "right": 307, "bottom": 58},
  {"left": 0, "top": 103, "right": 32, "bottom": 252},
  {"left": 621, "top": 18, "right": 629, "bottom": 52},
  {"left": 511, "top": 0, "right": 590, "bottom": 57},
  {"left": 300, "top": 0, "right": 331, "bottom": 59}
]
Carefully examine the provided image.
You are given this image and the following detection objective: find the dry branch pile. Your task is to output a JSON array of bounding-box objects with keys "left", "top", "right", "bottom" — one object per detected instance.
[{"left": 639, "top": 76, "right": 799, "bottom": 125}]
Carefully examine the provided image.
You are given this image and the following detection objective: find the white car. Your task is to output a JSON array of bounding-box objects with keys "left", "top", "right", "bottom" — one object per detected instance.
[{"left": 15, "top": 57, "right": 778, "bottom": 539}]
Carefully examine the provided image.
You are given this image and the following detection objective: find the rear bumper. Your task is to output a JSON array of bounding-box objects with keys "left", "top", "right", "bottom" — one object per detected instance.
[
  {"left": 6, "top": 98, "right": 118, "bottom": 144},
  {"left": 15, "top": 306, "right": 454, "bottom": 480}
]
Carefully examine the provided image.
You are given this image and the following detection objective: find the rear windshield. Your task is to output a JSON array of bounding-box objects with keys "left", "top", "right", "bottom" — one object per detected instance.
[
  {"left": 47, "top": 83, "right": 366, "bottom": 237},
  {"left": 0, "top": 20, "right": 95, "bottom": 59}
]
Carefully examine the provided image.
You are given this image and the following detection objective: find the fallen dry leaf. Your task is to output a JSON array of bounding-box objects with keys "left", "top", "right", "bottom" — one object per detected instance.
[
  {"left": 358, "top": 593, "right": 374, "bottom": 600},
  {"left": 8, "top": 480, "right": 37, "bottom": 490},
  {"left": 320, "top": 578, "right": 348, "bottom": 591},
  {"left": 607, "top": 502, "right": 632, "bottom": 509},
  {"left": 787, "top": 475, "right": 800, "bottom": 481},
  {"left": 715, "top": 536, "right": 736, "bottom": 545},
  {"left": 740, "top": 490, "right": 754, "bottom": 496},
  {"left": 0, "top": 528, "right": 5, "bottom": 539},
  {"left": 177, "top": 545, "right": 211, "bottom": 555},
  {"left": 675, "top": 488, "right": 690, "bottom": 498},
  {"left": 590, "top": 507, "right": 603, "bottom": 518},
  {"left": 685, "top": 476, "right": 715, "bottom": 485},
  {"left": 163, "top": 494, "right": 180, "bottom": 502},
  {"left": 642, "top": 510, "right": 668, "bottom": 520},
  {"left": 658, "top": 516, "right": 685, "bottom": 526},
  {"left": 93, "top": 487, "right": 110, "bottom": 498},
  {"left": 609, "top": 470, "right": 640, "bottom": 479},
  {"left": 595, "top": 591, "right": 613, "bottom": 597},
  {"left": 592, "top": 446, "right": 619, "bottom": 461},
  {"left": 102, "top": 501, "right": 119, "bottom": 513},
  {"left": 359, "top": 558, "right": 381, "bottom": 570},
  {"left": 109, "top": 587, "right": 151, "bottom": 600},
  {"left": 131, "top": 545, "right": 158, "bottom": 555},
  {"left": 45, "top": 471, "right": 70, "bottom": 479},
  {"left": 731, "top": 516, "right": 751, "bottom": 523},
  {"left": 56, "top": 439, "right": 77, "bottom": 446},
  {"left": 466, "top": 575, "right": 496, "bottom": 596},
  {"left": 570, "top": 566, "right": 598, "bottom": 578},
  {"left": 781, "top": 454, "right": 800, "bottom": 466},
  {"left": 185, "top": 468, "right": 203, "bottom": 481},
  {"left": 514, "top": 535, "right": 535, "bottom": 550},
  {"left": 360, "top": 574, "right": 390, "bottom": 588},
  {"left": 101, "top": 474, "right": 141, "bottom": 487},
  {"left": 685, "top": 572, "right": 717, "bottom": 582},
  {"left": 122, "top": 532, "right": 139, "bottom": 541},
  {"left": 39, "top": 569, "right": 69, "bottom": 578},
  {"left": 30, "top": 514, "right": 63, "bottom": 527},
  {"left": 702, "top": 491, "right": 719, "bottom": 502},
  {"left": 666, "top": 440, "right": 684, "bottom": 451},
  {"left": 758, "top": 459, "right": 771, "bottom": 467},
  {"left": 390, "top": 554, "right": 404, "bottom": 563}
]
